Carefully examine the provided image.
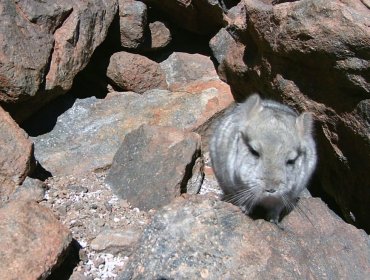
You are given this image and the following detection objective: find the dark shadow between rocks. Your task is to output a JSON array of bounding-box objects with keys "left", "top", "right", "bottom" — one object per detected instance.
[
  {"left": 69, "top": 12, "right": 121, "bottom": 100},
  {"left": 146, "top": 24, "right": 214, "bottom": 64},
  {"left": 47, "top": 239, "right": 81, "bottom": 280},
  {"left": 21, "top": 93, "right": 77, "bottom": 137},
  {"left": 29, "top": 161, "right": 53, "bottom": 181},
  {"left": 21, "top": 13, "right": 122, "bottom": 136}
]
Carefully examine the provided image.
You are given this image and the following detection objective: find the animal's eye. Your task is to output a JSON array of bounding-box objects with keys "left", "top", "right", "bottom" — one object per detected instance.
[
  {"left": 240, "top": 132, "right": 260, "bottom": 158},
  {"left": 248, "top": 144, "right": 260, "bottom": 158},
  {"left": 286, "top": 151, "right": 300, "bottom": 165}
]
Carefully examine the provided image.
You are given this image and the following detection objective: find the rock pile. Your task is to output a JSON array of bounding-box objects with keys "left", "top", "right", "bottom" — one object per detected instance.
[{"left": 0, "top": 0, "right": 369, "bottom": 279}]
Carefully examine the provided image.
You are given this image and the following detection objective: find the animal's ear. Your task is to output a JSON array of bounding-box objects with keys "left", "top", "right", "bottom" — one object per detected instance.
[
  {"left": 296, "top": 112, "right": 314, "bottom": 138},
  {"left": 242, "top": 93, "right": 263, "bottom": 120}
]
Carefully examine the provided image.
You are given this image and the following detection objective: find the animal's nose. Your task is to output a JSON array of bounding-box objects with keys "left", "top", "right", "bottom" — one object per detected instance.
[{"left": 265, "top": 188, "right": 276, "bottom": 193}]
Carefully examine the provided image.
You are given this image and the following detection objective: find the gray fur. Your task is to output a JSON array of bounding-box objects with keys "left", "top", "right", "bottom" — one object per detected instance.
[{"left": 210, "top": 94, "right": 317, "bottom": 223}]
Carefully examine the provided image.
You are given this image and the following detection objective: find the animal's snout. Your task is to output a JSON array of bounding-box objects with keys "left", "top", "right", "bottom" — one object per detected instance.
[{"left": 265, "top": 188, "right": 277, "bottom": 193}]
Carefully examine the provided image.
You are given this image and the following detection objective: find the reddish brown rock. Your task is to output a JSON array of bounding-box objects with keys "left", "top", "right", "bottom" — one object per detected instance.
[
  {"left": 142, "top": 0, "right": 227, "bottom": 35},
  {"left": 0, "top": 0, "right": 118, "bottom": 121},
  {"left": 0, "top": 106, "right": 34, "bottom": 199},
  {"left": 118, "top": 0, "right": 147, "bottom": 49},
  {"left": 0, "top": 200, "right": 72, "bottom": 280},
  {"left": 119, "top": 195, "right": 370, "bottom": 279},
  {"left": 0, "top": 0, "right": 70, "bottom": 104},
  {"left": 216, "top": 0, "right": 370, "bottom": 232},
  {"left": 107, "top": 51, "right": 168, "bottom": 93},
  {"left": 142, "top": 21, "right": 172, "bottom": 51},
  {"left": 105, "top": 125, "right": 203, "bottom": 211}
]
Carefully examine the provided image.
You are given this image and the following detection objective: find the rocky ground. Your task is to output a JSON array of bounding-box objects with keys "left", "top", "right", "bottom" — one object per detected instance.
[
  {"left": 1, "top": 0, "right": 369, "bottom": 279},
  {"left": 41, "top": 158, "right": 221, "bottom": 279}
]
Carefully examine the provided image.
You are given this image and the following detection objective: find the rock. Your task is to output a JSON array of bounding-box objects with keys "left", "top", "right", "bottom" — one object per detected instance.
[
  {"left": 142, "top": 0, "right": 226, "bottom": 35},
  {"left": 106, "top": 125, "right": 203, "bottom": 210},
  {"left": 90, "top": 228, "right": 141, "bottom": 255},
  {"left": 118, "top": 0, "right": 147, "bottom": 49},
  {"left": 0, "top": 106, "right": 35, "bottom": 199},
  {"left": 218, "top": 0, "right": 370, "bottom": 232},
  {"left": 0, "top": 0, "right": 71, "bottom": 104},
  {"left": 119, "top": 195, "right": 370, "bottom": 279},
  {"left": 9, "top": 177, "right": 46, "bottom": 203},
  {"left": 30, "top": 85, "right": 231, "bottom": 176},
  {"left": 141, "top": 21, "right": 172, "bottom": 51},
  {"left": 210, "top": 28, "right": 237, "bottom": 64},
  {"left": 0, "top": 200, "right": 72, "bottom": 280},
  {"left": 160, "top": 52, "right": 235, "bottom": 150},
  {"left": 107, "top": 51, "right": 168, "bottom": 93},
  {"left": 1, "top": 0, "right": 118, "bottom": 121},
  {"left": 160, "top": 52, "right": 221, "bottom": 91}
]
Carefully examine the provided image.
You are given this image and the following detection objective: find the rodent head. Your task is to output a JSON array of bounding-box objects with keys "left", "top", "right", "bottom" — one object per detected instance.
[{"left": 232, "top": 94, "right": 317, "bottom": 215}]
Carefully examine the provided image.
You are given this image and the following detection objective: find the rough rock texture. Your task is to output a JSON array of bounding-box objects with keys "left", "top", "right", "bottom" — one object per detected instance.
[
  {"left": 216, "top": 0, "right": 370, "bottom": 232},
  {"left": 91, "top": 228, "right": 141, "bottom": 255},
  {"left": 0, "top": 0, "right": 71, "bottom": 103},
  {"left": 0, "top": 200, "right": 72, "bottom": 280},
  {"left": 0, "top": 106, "right": 34, "bottom": 199},
  {"left": 142, "top": 21, "right": 172, "bottom": 51},
  {"left": 160, "top": 52, "right": 221, "bottom": 91},
  {"left": 106, "top": 125, "right": 203, "bottom": 210},
  {"left": 0, "top": 0, "right": 118, "bottom": 121},
  {"left": 142, "top": 0, "right": 226, "bottom": 35},
  {"left": 119, "top": 0, "right": 147, "bottom": 49},
  {"left": 9, "top": 177, "right": 46, "bottom": 203},
  {"left": 107, "top": 51, "right": 168, "bottom": 93},
  {"left": 119, "top": 195, "right": 370, "bottom": 279},
  {"left": 29, "top": 53, "right": 232, "bottom": 176}
]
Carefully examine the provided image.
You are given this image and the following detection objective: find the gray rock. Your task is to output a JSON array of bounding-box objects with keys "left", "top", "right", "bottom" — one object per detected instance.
[
  {"left": 0, "top": 200, "right": 72, "bottom": 280},
  {"left": 0, "top": 106, "right": 35, "bottom": 200},
  {"left": 119, "top": 195, "right": 370, "bottom": 279},
  {"left": 106, "top": 125, "right": 203, "bottom": 210},
  {"left": 31, "top": 86, "right": 231, "bottom": 176},
  {"left": 107, "top": 51, "right": 168, "bottom": 93},
  {"left": 10, "top": 177, "right": 46, "bottom": 203},
  {"left": 160, "top": 52, "right": 221, "bottom": 91},
  {"left": 118, "top": 0, "right": 147, "bottom": 49},
  {"left": 90, "top": 228, "right": 141, "bottom": 255}
]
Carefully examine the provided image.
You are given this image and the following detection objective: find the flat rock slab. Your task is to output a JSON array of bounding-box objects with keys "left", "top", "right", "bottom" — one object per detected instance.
[
  {"left": 31, "top": 87, "right": 232, "bottom": 176},
  {"left": 0, "top": 200, "right": 72, "bottom": 280},
  {"left": 119, "top": 195, "right": 370, "bottom": 279},
  {"left": 0, "top": 106, "right": 34, "bottom": 199},
  {"left": 106, "top": 125, "right": 203, "bottom": 211}
]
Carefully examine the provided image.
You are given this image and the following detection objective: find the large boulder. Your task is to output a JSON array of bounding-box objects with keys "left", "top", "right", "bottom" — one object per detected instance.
[
  {"left": 119, "top": 195, "right": 370, "bottom": 279},
  {"left": 0, "top": 106, "right": 34, "bottom": 199},
  {"left": 106, "top": 125, "right": 203, "bottom": 210},
  {"left": 29, "top": 87, "right": 231, "bottom": 176},
  {"left": 214, "top": 0, "right": 370, "bottom": 232},
  {"left": 0, "top": 0, "right": 118, "bottom": 121},
  {"left": 0, "top": 200, "right": 72, "bottom": 280}
]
